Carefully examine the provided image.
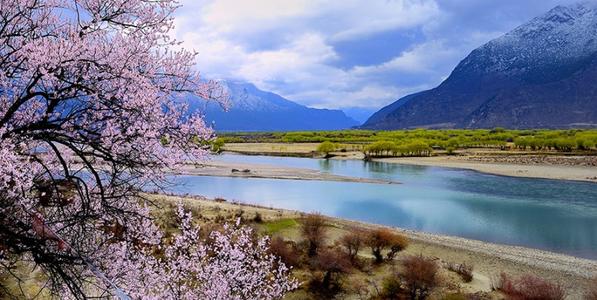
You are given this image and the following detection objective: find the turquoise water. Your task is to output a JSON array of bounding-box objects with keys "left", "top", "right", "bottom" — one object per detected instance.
[{"left": 167, "top": 154, "right": 597, "bottom": 259}]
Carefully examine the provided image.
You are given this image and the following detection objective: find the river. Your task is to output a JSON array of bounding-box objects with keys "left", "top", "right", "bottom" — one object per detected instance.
[{"left": 166, "top": 154, "right": 597, "bottom": 259}]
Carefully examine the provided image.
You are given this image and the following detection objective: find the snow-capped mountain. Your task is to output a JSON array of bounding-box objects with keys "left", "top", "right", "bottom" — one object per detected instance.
[
  {"left": 191, "top": 81, "right": 358, "bottom": 131},
  {"left": 363, "top": 2, "right": 597, "bottom": 129}
]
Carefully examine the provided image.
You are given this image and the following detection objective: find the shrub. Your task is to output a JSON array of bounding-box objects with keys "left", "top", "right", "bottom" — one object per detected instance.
[
  {"left": 387, "top": 236, "right": 409, "bottom": 261},
  {"left": 364, "top": 140, "right": 398, "bottom": 157},
  {"left": 310, "top": 248, "right": 352, "bottom": 295},
  {"left": 401, "top": 255, "right": 439, "bottom": 300},
  {"left": 339, "top": 229, "right": 365, "bottom": 263},
  {"left": 555, "top": 138, "right": 575, "bottom": 152},
  {"left": 253, "top": 212, "right": 263, "bottom": 223},
  {"left": 300, "top": 213, "right": 327, "bottom": 257},
  {"left": 446, "top": 146, "right": 456, "bottom": 155},
  {"left": 211, "top": 138, "right": 225, "bottom": 153},
  {"left": 344, "top": 277, "right": 373, "bottom": 300},
  {"left": 397, "top": 140, "right": 432, "bottom": 157},
  {"left": 380, "top": 275, "right": 404, "bottom": 299},
  {"left": 447, "top": 262, "right": 474, "bottom": 283},
  {"left": 365, "top": 228, "right": 409, "bottom": 264},
  {"left": 317, "top": 141, "right": 339, "bottom": 157},
  {"left": 579, "top": 138, "right": 596, "bottom": 150},
  {"left": 493, "top": 273, "right": 565, "bottom": 300},
  {"left": 268, "top": 237, "right": 301, "bottom": 268}
]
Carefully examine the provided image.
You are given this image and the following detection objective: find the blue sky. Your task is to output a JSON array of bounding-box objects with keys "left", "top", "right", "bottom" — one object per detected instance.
[{"left": 173, "top": 0, "right": 578, "bottom": 112}]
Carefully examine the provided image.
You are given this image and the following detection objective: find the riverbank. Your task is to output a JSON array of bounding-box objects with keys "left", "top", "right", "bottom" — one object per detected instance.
[
  {"left": 150, "top": 193, "right": 597, "bottom": 299},
  {"left": 221, "top": 143, "right": 597, "bottom": 183},
  {"left": 172, "top": 161, "right": 399, "bottom": 184},
  {"left": 375, "top": 156, "right": 597, "bottom": 183}
]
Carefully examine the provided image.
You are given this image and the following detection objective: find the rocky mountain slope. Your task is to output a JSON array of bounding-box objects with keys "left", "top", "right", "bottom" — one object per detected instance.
[
  {"left": 363, "top": 2, "right": 597, "bottom": 129},
  {"left": 191, "top": 81, "right": 358, "bottom": 131}
]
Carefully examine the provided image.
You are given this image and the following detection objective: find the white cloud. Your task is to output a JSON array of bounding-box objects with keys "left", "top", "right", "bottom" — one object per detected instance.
[
  {"left": 172, "top": 0, "right": 445, "bottom": 109},
  {"left": 237, "top": 33, "right": 339, "bottom": 84},
  {"left": 329, "top": 0, "right": 441, "bottom": 42},
  {"left": 177, "top": 0, "right": 439, "bottom": 39},
  {"left": 198, "top": 0, "right": 315, "bottom": 34},
  {"left": 172, "top": 0, "right": 573, "bottom": 110},
  {"left": 352, "top": 40, "right": 458, "bottom": 75}
]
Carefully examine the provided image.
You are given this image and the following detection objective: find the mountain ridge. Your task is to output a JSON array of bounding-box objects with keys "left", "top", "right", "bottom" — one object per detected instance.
[
  {"left": 192, "top": 81, "right": 358, "bottom": 131},
  {"left": 362, "top": 2, "right": 597, "bottom": 129}
]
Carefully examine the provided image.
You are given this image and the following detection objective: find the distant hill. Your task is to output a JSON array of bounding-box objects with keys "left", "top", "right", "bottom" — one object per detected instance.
[
  {"left": 342, "top": 107, "right": 378, "bottom": 124},
  {"left": 191, "top": 81, "right": 358, "bottom": 131},
  {"left": 363, "top": 2, "right": 597, "bottom": 129}
]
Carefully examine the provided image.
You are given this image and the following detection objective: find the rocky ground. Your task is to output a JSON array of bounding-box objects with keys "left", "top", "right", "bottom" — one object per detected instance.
[{"left": 462, "top": 154, "right": 597, "bottom": 167}]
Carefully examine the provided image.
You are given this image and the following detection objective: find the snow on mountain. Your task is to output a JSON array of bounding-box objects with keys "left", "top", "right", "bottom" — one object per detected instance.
[
  {"left": 192, "top": 81, "right": 358, "bottom": 131},
  {"left": 473, "top": 2, "right": 597, "bottom": 74},
  {"left": 363, "top": 2, "right": 597, "bottom": 129}
]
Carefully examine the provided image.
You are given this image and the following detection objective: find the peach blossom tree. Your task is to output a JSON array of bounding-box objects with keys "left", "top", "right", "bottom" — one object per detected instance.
[{"left": 0, "top": 0, "right": 296, "bottom": 298}]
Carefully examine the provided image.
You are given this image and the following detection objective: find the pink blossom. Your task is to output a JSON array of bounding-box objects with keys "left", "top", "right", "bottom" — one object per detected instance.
[{"left": 0, "top": 0, "right": 293, "bottom": 298}]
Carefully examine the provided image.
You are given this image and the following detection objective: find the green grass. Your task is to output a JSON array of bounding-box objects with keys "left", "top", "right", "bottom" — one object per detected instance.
[{"left": 262, "top": 218, "right": 299, "bottom": 235}]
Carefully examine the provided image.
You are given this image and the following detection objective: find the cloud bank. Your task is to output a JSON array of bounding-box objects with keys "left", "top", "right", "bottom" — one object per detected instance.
[{"left": 173, "top": 0, "right": 578, "bottom": 110}]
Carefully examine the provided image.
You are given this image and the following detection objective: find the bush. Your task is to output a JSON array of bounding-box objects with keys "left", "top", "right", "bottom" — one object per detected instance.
[
  {"left": 401, "top": 255, "right": 438, "bottom": 300},
  {"left": 447, "top": 262, "right": 474, "bottom": 283},
  {"left": 386, "top": 236, "right": 409, "bottom": 261},
  {"left": 339, "top": 229, "right": 365, "bottom": 264},
  {"left": 446, "top": 146, "right": 456, "bottom": 155},
  {"left": 578, "top": 138, "right": 596, "bottom": 150},
  {"left": 300, "top": 213, "right": 327, "bottom": 257},
  {"left": 309, "top": 248, "right": 352, "bottom": 295},
  {"left": 268, "top": 237, "right": 301, "bottom": 267},
  {"left": 364, "top": 140, "right": 398, "bottom": 157},
  {"left": 253, "top": 212, "right": 263, "bottom": 223},
  {"left": 557, "top": 138, "right": 576, "bottom": 152},
  {"left": 365, "top": 228, "right": 409, "bottom": 264},
  {"left": 381, "top": 275, "right": 404, "bottom": 299},
  {"left": 211, "top": 138, "right": 225, "bottom": 153},
  {"left": 317, "top": 141, "right": 339, "bottom": 157},
  {"left": 493, "top": 273, "right": 565, "bottom": 300},
  {"left": 344, "top": 277, "right": 373, "bottom": 300},
  {"left": 397, "top": 140, "right": 432, "bottom": 157}
]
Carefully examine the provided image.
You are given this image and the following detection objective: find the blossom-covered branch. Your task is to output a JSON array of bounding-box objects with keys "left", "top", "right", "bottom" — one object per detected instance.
[{"left": 0, "top": 0, "right": 299, "bottom": 298}]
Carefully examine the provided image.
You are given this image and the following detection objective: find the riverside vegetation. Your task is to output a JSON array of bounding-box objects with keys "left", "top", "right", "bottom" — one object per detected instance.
[
  {"left": 146, "top": 194, "right": 597, "bottom": 300},
  {"left": 216, "top": 129, "right": 597, "bottom": 158}
]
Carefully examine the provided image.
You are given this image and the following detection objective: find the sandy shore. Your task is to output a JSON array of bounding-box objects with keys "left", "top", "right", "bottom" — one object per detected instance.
[
  {"left": 221, "top": 142, "right": 597, "bottom": 182},
  {"left": 172, "top": 161, "right": 400, "bottom": 184},
  {"left": 153, "top": 194, "right": 597, "bottom": 299},
  {"left": 375, "top": 156, "right": 597, "bottom": 183}
]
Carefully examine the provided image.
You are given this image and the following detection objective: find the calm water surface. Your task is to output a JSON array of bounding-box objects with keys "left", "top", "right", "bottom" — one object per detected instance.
[{"left": 167, "top": 154, "right": 597, "bottom": 259}]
